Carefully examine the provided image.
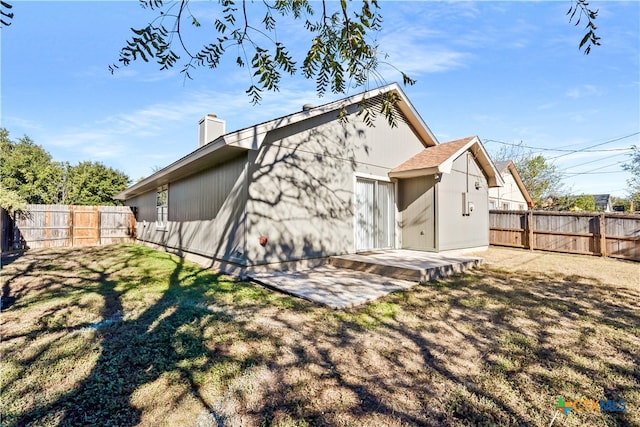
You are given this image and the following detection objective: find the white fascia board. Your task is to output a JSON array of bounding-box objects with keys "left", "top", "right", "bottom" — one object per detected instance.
[
  {"left": 388, "top": 166, "right": 440, "bottom": 179},
  {"left": 116, "top": 83, "right": 439, "bottom": 199},
  {"left": 470, "top": 139, "right": 505, "bottom": 188},
  {"left": 439, "top": 137, "right": 505, "bottom": 187},
  {"left": 355, "top": 171, "right": 393, "bottom": 182},
  {"left": 438, "top": 137, "right": 480, "bottom": 174},
  {"left": 225, "top": 82, "right": 439, "bottom": 149}
]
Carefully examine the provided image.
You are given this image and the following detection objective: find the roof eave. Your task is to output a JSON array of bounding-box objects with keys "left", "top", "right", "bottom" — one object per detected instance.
[
  {"left": 388, "top": 166, "right": 441, "bottom": 179},
  {"left": 115, "top": 83, "right": 439, "bottom": 200},
  {"left": 467, "top": 137, "right": 504, "bottom": 188},
  {"left": 506, "top": 163, "right": 533, "bottom": 205},
  {"left": 114, "top": 141, "right": 249, "bottom": 200}
]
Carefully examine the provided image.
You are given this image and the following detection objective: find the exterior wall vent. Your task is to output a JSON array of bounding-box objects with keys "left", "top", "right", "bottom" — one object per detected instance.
[{"left": 198, "top": 114, "right": 226, "bottom": 147}]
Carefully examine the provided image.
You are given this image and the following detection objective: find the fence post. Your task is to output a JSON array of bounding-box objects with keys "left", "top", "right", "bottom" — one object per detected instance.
[
  {"left": 69, "top": 207, "right": 74, "bottom": 247},
  {"left": 44, "top": 205, "right": 51, "bottom": 248},
  {"left": 599, "top": 213, "right": 607, "bottom": 257},
  {"left": 527, "top": 210, "right": 534, "bottom": 251},
  {"left": 97, "top": 207, "right": 102, "bottom": 246}
]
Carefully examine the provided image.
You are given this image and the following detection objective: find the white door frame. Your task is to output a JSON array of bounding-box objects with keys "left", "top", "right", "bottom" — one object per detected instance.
[{"left": 354, "top": 173, "right": 396, "bottom": 252}]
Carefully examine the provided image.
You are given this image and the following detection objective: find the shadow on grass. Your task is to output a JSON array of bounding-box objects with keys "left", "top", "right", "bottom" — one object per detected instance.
[
  {"left": 2, "top": 246, "right": 638, "bottom": 427},
  {"left": 363, "top": 267, "right": 640, "bottom": 426},
  {"left": 3, "top": 245, "right": 275, "bottom": 426},
  {"left": 242, "top": 266, "right": 639, "bottom": 426}
]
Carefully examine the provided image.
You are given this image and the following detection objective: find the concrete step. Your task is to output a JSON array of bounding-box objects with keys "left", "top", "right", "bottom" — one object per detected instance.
[{"left": 328, "top": 252, "right": 482, "bottom": 283}]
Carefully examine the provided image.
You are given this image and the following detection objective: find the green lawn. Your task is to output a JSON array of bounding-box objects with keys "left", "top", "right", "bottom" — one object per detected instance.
[{"left": 1, "top": 244, "right": 638, "bottom": 426}]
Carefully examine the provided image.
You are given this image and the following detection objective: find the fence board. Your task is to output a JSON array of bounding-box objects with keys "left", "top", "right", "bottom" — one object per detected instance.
[
  {"left": 4, "top": 205, "right": 135, "bottom": 251},
  {"left": 488, "top": 211, "right": 527, "bottom": 248},
  {"left": 72, "top": 206, "right": 100, "bottom": 246},
  {"left": 100, "top": 206, "right": 136, "bottom": 245},
  {"left": 490, "top": 210, "right": 640, "bottom": 261}
]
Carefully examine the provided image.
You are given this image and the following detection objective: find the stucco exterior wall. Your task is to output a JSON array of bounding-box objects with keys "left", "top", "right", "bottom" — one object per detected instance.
[
  {"left": 488, "top": 171, "right": 528, "bottom": 210},
  {"left": 126, "top": 154, "right": 248, "bottom": 264},
  {"left": 244, "top": 105, "right": 426, "bottom": 266},
  {"left": 437, "top": 152, "right": 489, "bottom": 251}
]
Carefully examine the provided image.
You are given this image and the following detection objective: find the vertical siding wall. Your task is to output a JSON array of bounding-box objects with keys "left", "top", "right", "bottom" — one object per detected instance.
[
  {"left": 245, "top": 104, "right": 427, "bottom": 266},
  {"left": 131, "top": 154, "right": 248, "bottom": 264},
  {"left": 129, "top": 192, "right": 157, "bottom": 222},
  {"left": 169, "top": 155, "right": 246, "bottom": 221},
  {"left": 437, "top": 153, "right": 489, "bottom": 251}
]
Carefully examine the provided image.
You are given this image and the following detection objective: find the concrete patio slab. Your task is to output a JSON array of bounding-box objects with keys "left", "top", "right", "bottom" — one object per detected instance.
[
  {"left": 248, "top": 250, "right": 483, "bottom": 309},
  {"left": 249, "top": 265, "right": 418, "bottom": 309},
  {"left": 330, "top": 250, "right": 483, "bottom": 283}
]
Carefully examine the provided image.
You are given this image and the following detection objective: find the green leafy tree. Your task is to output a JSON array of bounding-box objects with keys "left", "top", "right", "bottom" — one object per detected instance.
[
  {"left": 515, "top": 154, "right": 565, "bottom": 209},
  {"left": 573, "top": 194, "right": 596, "bottom": 211},
  {"left": 62, "top": 161, "right": 130, "bottom": 206},
  {"left": 542, "top": 194, "right": 595, "bottom": 212},
  {"left": 491, "top": 144, "right": 566, "bottom": 209},
  {"left": 546, "top": 195, "right": 575, "bottom": 211},
  {"left": 622, "top": 145, "right": 640, "bottom": 203},
  {"left": 104, "top": 0, "right": 602, "bottom": 124},
  {"left": 0, "top": 185, "right": 27, "bottom": 215},
  {"left": 0, "top": 128, "right": 63, "bottom": 204},
  {"left": 2, "top": 1, "right": 602, "bottom": 122},
  {"left": 0, "top": 1, "right": 13, "bottom": 27},
  {"left": 610, "top": 195, "right": 631, "bottom": 212},
  {"left": 1, "top": 129, "right": 130, "bottom": 205},
  {"left": 567, "top": 0, "right": 601, "bottom": 55},
  {"left": 109, "top": 0, "right": 410, "bottom": 126}
]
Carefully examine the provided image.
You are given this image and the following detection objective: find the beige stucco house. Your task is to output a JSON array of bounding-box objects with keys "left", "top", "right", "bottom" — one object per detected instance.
[
  {"left": 115, "top": 84, "right": 504, "bottom": 272},
  {"left": 488, "top": 160, "right": 533, "bottom": 210}
]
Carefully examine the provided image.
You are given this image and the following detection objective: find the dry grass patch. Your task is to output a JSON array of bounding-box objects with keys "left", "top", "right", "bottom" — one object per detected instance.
[{"left": 1, "top": 245, "right": 638, "bottom": 426}]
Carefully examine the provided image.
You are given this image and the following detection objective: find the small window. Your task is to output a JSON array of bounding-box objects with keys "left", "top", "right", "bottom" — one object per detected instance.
[
  {"left": 156, "top": 185, "right": 168, "bottom": 227},
  {"left": 519, "top": 204, "right": 526, "bottom": 211},
  {"left": 502, "top": 202, "right": 510, "bottom": 210},
  {"left": 489, "top": 199, "right": 497, "bottom": 210}
]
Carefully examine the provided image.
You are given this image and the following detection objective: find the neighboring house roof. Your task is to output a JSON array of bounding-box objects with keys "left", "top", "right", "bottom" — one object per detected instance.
[
  {"left": 493, "top": 160, "right": 533, "bottom": 206},
  {"left": 494, "top": 161, "right": 511, "bottom": 173},
  {"left": 593, "top": 194, "right": 611, "bottom": 210},
  {"left": 115, "top": 83, "right": 438, "bottom": 200},
  {"left": 388, "top": 136, "right": 504, "bottom": 187}
]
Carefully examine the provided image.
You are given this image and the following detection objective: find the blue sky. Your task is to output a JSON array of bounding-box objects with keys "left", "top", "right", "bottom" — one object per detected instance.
[{"left": 2, "top": 1, "right": 639, "bottom": 197}]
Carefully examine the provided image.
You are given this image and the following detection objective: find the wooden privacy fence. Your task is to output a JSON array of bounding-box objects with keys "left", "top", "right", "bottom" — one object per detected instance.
[
  {"left": 3, "top": 205, "right": 135, "bottom": 251},
  {"left": 489, "top": 210, "right": 640, "bottom": 261}
]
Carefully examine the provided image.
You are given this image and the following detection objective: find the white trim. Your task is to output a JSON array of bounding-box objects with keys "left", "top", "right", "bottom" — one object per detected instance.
[
  {"left": 353, "top": 175, "right": 396, "bottom": 252},
  {"left": 116, "top": 83, "right": 439, "bottom": 201},
  {"left": 388, "top": 167, "right": 439, "bottom": 179},
  {"left": 354, "top": 171, "right": 392, "bottom": 182},
  {"left": 388, "top": 137, "right": 505, "bottom": 188},
  {"left": 156, "top": 184, "right": 169, "bottom": 229},
  {"left": 393, "top": 179, "right": 401, "bottom": 249},
  {"left": 352, "top": 174, "right": 358, "bottom": 253}
]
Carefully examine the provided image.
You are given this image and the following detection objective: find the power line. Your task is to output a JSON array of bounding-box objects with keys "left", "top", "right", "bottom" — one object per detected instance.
[
  {"left": 484, "top": 138, "right": 632, "bottom": 153},
  {"left": 564, "top": 170, "right": 627, "bottom": 175},
  {"left": 547, "top": 132, "right": 640, "bottom": 160},
  {"left": 563, "top": 161, "right": 625, "bottom": 176},
  {"left": 483, "top": 131, "right": 639, "bottom": 156},
  {"left": 563, "top": 152, "right": 629, "bottom": 170},
  {"left": 553, "top": 132, "right": 639, "bottom": 150}
]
